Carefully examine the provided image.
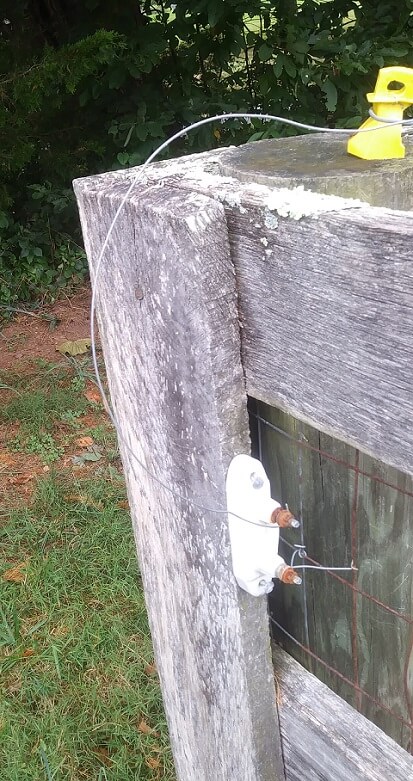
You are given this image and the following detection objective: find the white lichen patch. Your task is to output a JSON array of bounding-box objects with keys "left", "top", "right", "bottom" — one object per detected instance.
[
  {"left": 266, "top": 185, "right": 367, "bottom": 220},
  {"left": 218, "top": 190, "right": 247, "bottom": 213},
  {"left": 184, "top": 170, "right": 236, "bottom": 188},
  {"left": 264, "top": 212, "right": 279, "bottom": 231},
  {"left": 260, "top": 236, "right": 269, "bottom": 247}
]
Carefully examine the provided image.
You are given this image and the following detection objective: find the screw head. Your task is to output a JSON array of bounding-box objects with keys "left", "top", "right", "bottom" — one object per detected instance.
[
  {"left": 258, "top": 579, "right": 274, "bottom": 594},
  {"left": 250, "top": 471, "right": 264, "bottom": 489}
]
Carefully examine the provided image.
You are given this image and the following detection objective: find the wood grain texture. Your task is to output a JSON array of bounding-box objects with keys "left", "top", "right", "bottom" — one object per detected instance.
[
  {"left": 256, "top": 403, "right": 413, "bottom": 750},
  {"left": 355, "top": 449, "right": 413, "bottom": 747},
  {"left": 274, "top": 645, "right": 413, "bottom": 781},
  {"left": 226, "top": 204, "right": 413, "bottom": 477},
  {"left": 110, "top": 146, "right": 413, "bottom": 475},
  {"left": 73, "top": 179, "right": 285, "bottom": 781},
  {"left": 256, "top": 405, "right": 355, "bottom": 692},
  {"left": 112, "top": 149, "right": 413, "bottom": 472}
]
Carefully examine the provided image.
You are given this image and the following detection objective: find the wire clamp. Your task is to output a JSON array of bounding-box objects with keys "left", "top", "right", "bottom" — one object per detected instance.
[{"left": 348, "top": 66, "right": 413, "bottom": 160}]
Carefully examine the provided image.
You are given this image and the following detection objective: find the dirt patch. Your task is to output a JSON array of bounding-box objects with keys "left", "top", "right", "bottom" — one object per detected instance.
[
  {"left": 0, "top": 286, "right": 110, "bottom": 506},
  {"left": 0, "top": 438, "right": 47, "bottom": 505},
  {"left": 0, "top": 286, "right": 93, "bottom": 372},
  {"left": 0, "top": 398, "right": 110, "bottom": 507}
]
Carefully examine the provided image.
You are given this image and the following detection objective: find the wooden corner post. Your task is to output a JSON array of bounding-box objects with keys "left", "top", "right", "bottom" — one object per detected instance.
[{"left": 74, "top": 178, "right": 285, "bottom": 781}]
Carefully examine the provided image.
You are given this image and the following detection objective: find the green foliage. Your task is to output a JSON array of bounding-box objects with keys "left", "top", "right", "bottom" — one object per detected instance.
[
  {"left": 2, "top": 1, "right": 413, "bottom": 304},
  {"left": 0, "top": 184, "right": 87, "bottom": 305},
  {"left": 24, "top": 432, "right": 64, "bottom": 463}
]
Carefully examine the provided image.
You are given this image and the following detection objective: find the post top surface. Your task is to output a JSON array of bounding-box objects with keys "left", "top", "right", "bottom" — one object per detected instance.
[
  {"left": 218, "top": 133, "right": 413, "bottom": 208},
  {"left": 218, "top": 133, "right": 413, "bottom": 179}
]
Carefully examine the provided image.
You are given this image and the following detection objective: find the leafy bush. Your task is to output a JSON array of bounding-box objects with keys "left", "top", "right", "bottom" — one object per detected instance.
[
  {"left": 1, "top": 1, "right": 413, "bottom": 305},
  {"left": 0, "top": 186, "right": 86, "bottom": 306}
]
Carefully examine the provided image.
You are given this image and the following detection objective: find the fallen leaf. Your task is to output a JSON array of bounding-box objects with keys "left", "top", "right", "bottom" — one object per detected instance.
[
  {"left": 84, "top": 387, "right": 102, "bottom": 404},
  {"left": 50, "top": 624, "right": 69, "bottom": 638},
  {"left": 64, "top": 494, "right": 102, "bottom": 508},
  {"left": 71, "top": 460, "right": 87, "bottom": 469},
  {"left": 0, "top": 452, "right": 14, "bottom": 467},
  {"left": 3, "top": 561, "right": 27, "bottom": 583},
  {"left": 72, "top": 446, "right": 102, "bottom": 466},
  {"left": 7, "top": 474, "right": 34, "bottom": 485},
  {"left": 48, "top": 315, "right": 61, "bottom": 332},
  {"left": 138, "top": 719, "right": 159, "bottom": 737},
  {"left": 22, "top": 648, "right": 34, "bottom": 658},
  {"left": 92, "top": 746, "right": 112, "bottom": 767},
  {"left": 75, "top": 436, "right": 94, "bottom": 448},
  {"left": 5, "top": 676, "right": 21, "bottom": 694},
  {"left": 146, "top": 757, "right": 161, "bottom": 770},
  {"left": 144, "top": 662, "right": 157, "bottom": 677},
  {"left": 56, "top": 338, "right": 91, "bottom": 356},
  {"left": 106, "top": 465, "right": 122, "bottom": 481}
]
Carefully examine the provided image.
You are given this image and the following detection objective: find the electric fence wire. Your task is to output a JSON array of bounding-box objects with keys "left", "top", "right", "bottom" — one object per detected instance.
[
  {"left": 290, "top": 544, "right": 357, "bottom": 573},
  {"left": 89, "top": 108, "right": 410, "bottom": 556}
]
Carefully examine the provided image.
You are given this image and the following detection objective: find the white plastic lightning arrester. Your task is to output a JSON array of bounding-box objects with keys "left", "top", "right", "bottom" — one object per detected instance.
[{"left": 226, "top": 454, "right": 302, "bottom": 596}]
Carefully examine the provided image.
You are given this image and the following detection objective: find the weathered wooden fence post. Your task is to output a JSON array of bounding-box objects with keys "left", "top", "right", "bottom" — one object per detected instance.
[
  {"left": 75, "top": 130, "right": 413, "bottom": 780},
  {"left": 73, "top": 178, "right": 285, "bottom": 781}
]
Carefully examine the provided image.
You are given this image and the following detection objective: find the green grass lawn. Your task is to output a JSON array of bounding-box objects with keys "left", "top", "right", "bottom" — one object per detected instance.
[{"left": 0, "top": 361, "right": 175, "bottom": 780}]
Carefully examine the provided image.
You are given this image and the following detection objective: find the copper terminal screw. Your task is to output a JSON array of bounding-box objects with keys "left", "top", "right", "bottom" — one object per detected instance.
[
  {"left": 270, "top": 507, "right": 300, "bottom": 529},
  {"left": 276, "top": 563, "right": 302, "bottom": 585}
]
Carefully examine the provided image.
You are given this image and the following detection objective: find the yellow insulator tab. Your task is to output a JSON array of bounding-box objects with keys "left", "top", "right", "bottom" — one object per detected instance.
[{"left": 347, "top": 66, "right": 413, "bottom": 160}]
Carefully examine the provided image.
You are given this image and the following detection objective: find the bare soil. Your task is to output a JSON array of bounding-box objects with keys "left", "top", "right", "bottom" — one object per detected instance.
[
  {"left": 0, "top": 286, "right": 92, "bottom": 371},
  {"left": 0, "top": 285, "right": 109, "bottom": 505}
]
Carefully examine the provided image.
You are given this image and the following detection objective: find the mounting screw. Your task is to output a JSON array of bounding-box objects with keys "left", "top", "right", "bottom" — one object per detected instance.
[
  {"left": 250, "top": 471, "right": 264, "bottom": 489},
  {"left": 258, "top": 579, "right": 274, "bottom": 594}
]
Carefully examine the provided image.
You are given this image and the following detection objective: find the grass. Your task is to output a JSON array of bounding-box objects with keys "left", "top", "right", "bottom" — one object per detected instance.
[
  {"left": 0, "top": 362, "right": 175, "bottom": 781},
  {"left": 1, "top": 385, "right": 88, "bottom": 434}
]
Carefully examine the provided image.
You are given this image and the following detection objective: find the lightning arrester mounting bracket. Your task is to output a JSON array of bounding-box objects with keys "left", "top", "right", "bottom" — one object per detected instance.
[{"left": 226, "top": 454, "right": 301, "bottom": 597}]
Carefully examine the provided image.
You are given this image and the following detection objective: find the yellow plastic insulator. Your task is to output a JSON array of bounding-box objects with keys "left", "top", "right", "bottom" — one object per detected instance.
[{"left": 347, "top": 66, "right": 413, "bottom": 160}]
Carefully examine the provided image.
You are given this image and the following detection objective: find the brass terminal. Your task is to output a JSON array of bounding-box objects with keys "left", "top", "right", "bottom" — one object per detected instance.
[
  {"left": 270, "top": 507, "right": 300, "bottom": 529},
  {"left": 275, "top": 563, "right": 302, "bottom": 586}
]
